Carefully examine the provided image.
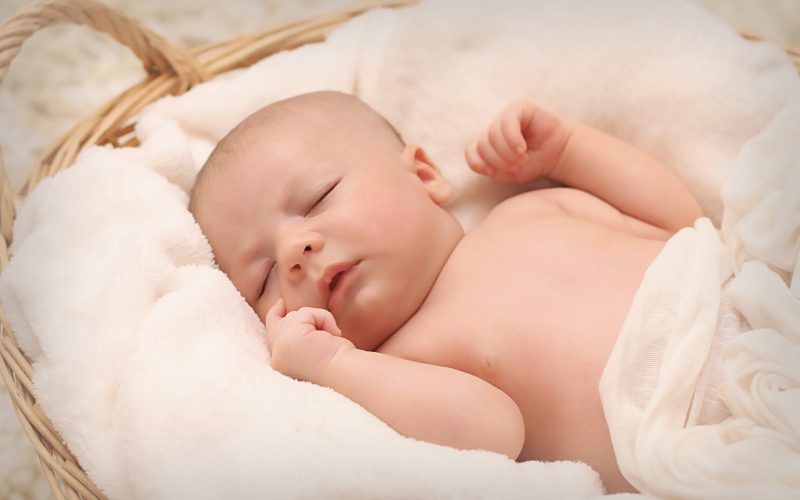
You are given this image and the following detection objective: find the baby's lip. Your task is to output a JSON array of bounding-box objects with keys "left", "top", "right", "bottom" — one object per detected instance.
[{"left": 318, "top": 261, "right": 358, "bottom": 308}]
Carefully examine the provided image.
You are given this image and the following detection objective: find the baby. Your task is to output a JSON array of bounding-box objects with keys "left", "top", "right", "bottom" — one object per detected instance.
[{"left": 189, "top": 90, "right": 703, "bottom": 493}]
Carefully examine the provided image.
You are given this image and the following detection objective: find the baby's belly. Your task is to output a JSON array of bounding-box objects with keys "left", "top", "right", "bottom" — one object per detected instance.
[{"left": 428, "top": 215, "right": 664, "bottom": 492}]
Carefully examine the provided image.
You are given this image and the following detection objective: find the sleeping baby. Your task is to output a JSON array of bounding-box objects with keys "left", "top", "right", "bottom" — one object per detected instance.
[{"left": 189, "top": 90, "right": 704, "bottom": 493}]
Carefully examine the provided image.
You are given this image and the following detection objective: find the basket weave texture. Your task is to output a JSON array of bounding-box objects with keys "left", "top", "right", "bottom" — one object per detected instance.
[{"left": 0, "top": 1, "right": 798, "bottom": 498}]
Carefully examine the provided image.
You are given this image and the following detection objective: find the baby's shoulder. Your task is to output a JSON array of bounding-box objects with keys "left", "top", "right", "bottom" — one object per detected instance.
[
  {"left": 480, "top": 187, "right": 575, "bottom": 224},
  {"left": 475, "top": 186, "right": 671, "bottom": 242}
]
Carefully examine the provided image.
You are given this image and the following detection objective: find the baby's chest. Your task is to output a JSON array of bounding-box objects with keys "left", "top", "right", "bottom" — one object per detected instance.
[
  {"left": 406, "top": 215, "right": 650, "bottom": 383},
  {"left": 440, "top": 216, "right": 623, "bottom": 330}
]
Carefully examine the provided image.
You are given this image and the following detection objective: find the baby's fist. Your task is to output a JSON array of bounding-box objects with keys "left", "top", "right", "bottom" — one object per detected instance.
[
  {"left": 465, "top": 101, "right": 570, "bottom": 185},
  {"left": 265, "top": 300, "right": 354, "bottom": 383}
]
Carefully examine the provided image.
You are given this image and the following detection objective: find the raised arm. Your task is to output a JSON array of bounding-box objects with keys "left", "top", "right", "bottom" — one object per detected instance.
[
  {"left": 465, "top": 101, "right": 703, "bottom": 233},
  {"left": 265, "top": 302, "right": 525, "bottom": 459}
]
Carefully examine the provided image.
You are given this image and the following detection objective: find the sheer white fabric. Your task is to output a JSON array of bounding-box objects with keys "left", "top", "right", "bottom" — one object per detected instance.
[{"left": 600, "top": 95, "right": 800, "bottom": 499}]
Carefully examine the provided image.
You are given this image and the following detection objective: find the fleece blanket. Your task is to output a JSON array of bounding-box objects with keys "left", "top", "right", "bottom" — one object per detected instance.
[{"left": 1, "top": 0, "right": 798, "bottom": 498}]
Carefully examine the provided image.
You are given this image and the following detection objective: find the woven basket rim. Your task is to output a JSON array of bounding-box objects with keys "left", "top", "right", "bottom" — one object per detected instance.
[{"left": 0, "top": 0, "right": 797, "bottom": 498}]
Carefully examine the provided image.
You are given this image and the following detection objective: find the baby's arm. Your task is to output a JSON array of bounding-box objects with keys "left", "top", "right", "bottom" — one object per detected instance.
[
  {"left": 466, "top": 101, "right": 703, "bottom": 233},
  {"left": 321, "top": 348, "right": 524, "bottom": 458},
  {"left": 265, "top": 301, "right": 525, "bottom": 459}
]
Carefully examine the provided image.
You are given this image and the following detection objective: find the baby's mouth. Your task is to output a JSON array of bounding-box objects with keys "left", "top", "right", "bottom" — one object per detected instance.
[
  {"left": 320, "top": 261, "right": 360, "bottom": 312},
  {"left": 319, "top": 261, "right": 358, "bottom": 309},
  {"left": 329, "top": 271, "right": 344, "bottom": 292}
]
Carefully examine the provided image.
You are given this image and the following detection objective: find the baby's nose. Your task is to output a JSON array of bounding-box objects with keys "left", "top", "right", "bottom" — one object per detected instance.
[
  {"left": 292, "top": 244, "right": 314, "bottom": 271},
  {"left": 280, "top": 231, "right": 324, "bottom": 276}
]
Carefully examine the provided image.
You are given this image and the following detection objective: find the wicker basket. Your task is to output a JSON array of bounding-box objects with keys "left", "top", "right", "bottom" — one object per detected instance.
[{"left": 0, "top": 1, "right": 798, "bottom": 498}]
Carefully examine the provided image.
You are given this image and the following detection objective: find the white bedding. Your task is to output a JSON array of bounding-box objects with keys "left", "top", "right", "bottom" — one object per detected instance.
[
  {"left": 1, "top": 0, "right": 798, "bottom": 498},
  {"left": 600, "top": 96, "right": 800, "bottom": 498}
]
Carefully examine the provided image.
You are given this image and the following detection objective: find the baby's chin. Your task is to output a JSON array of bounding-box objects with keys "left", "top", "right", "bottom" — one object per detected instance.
[
  {"left": 338, "top": 315, "right": 396, "bottom": 351},
  {"left": 338, "top": 295, "right": 412, "bottom": 351}
]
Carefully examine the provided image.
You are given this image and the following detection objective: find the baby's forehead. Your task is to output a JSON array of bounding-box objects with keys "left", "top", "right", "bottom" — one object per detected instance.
[
  {"left": 261, "top": 95, "right": 383, "bottom": 138},
  {"left": 205, "top": 94, "right": 396, "bottom": 191}
]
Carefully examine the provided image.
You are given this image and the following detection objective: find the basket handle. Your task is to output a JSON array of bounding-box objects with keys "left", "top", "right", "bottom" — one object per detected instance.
[
  {"left": 0, "top": 0, "right": 208, "bottom": 89},
  {"left": 0, "top": 0, "right": 209, "bottom": 257}
]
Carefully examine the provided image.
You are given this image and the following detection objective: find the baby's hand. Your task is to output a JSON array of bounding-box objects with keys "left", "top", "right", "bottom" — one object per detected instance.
[
  {"left": 265, "top": 300, "right": 355, "bottom": 383},
  {"left": 465, "top": 101, "right": 570, "bottom": 185}
]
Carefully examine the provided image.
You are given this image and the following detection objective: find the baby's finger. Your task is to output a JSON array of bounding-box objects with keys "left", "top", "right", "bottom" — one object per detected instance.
[
  {"left": 488, "top": 117, "right": 523, "bottom": 164},
  {"left": 465, "top": 142, "right": 495, "bottom": 176},
  {"left": 265, "top": 299, "right": 286, "bottom": 325},
  {"left": 296, "top": 307, "right": 342, "bottom": 336},
  {"left": 476, "top": 135, "right": 509, "bottom": 171},
  {"left": 502, "top": 109, "right": 528, "bottom": 155},
  {"left": 264, "top": 299, "right": 286, "bottom": 348}
]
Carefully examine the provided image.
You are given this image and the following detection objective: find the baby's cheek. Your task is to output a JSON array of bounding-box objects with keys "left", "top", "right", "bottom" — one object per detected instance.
[
  {"left": 367, "top": 193, "right": 426, "bottom": 241},
  {"left": 353, "top": 206, "right": 401, "bottom": 243},
  {"left": 365, "top": 215, "right": 402, "bottom": 242}
]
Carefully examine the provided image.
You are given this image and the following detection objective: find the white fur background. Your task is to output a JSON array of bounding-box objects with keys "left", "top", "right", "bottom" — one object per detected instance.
[{"left": 0, "top": 1, "right": 797, "bottom": 498}]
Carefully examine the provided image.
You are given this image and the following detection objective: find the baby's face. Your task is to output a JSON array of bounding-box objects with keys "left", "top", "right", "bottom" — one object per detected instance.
[{"left": 196, "top": 108, "right": 461, "bottom": 349}]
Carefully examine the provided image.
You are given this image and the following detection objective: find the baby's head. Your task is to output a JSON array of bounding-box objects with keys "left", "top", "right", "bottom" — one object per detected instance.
[{"left": 190, "top": 91, "right": 463, "bottom": 349}]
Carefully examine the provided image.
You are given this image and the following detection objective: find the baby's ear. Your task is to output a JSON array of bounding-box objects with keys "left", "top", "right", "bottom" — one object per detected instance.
[{"left": 401, "top": 145, "right": 452, "bottom": 205}]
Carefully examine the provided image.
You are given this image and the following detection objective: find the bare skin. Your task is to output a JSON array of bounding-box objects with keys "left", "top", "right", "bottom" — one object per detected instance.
[
  {"left": 380, "top": 193, "right": 665, "bottom": 492},
  {"left": 193, "top": 92, "right": 703, "bottom": 494}
]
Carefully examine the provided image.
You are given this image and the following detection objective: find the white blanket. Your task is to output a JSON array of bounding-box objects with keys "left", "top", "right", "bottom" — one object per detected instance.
[
  {"left": 1, "top": 0, "right": 798, "bottom": 498},
  {"left": 601, "top": 96, "right": 800, "bottom": 498}
]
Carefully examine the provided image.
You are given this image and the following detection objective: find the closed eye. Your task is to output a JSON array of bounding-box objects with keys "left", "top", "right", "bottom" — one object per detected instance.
[
  {"left": 308, "top": 179, "right": 339, "bottom": 214},
  {"left": 258, "top": 263, "right": 274, "bottom": 298}
]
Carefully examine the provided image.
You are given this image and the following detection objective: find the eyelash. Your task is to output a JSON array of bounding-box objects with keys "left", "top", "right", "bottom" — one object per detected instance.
[
  {"left": 308, "top": 180, "right": 339, "bottom": 214},
  {"left": 259, "top": 264, "right": 273, "bottom": 297}
]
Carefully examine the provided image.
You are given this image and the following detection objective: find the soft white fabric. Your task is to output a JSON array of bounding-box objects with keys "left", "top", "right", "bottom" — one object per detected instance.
[
  {"left": 599, "top": 95, "right": 800, "bottom": 499},
  {"left": 0, "top": 0, "right": 798, "bottom": 498},
  {"left": 2, "top": 147, "right": 603, "bottom": 500},
  {"left": 137, "top": 0, "right": 799, "bottom": 229}
]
